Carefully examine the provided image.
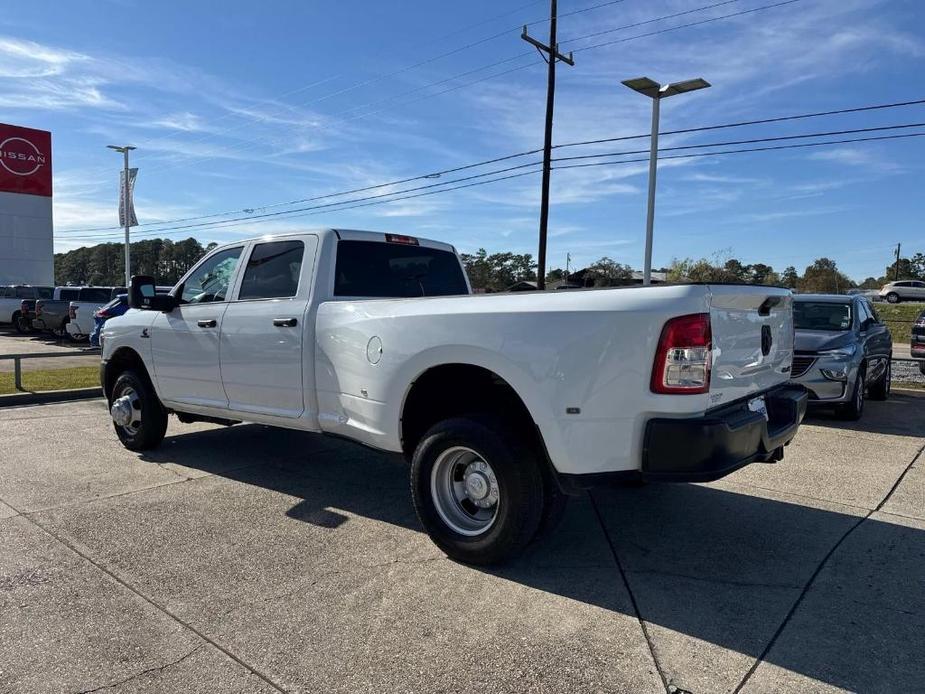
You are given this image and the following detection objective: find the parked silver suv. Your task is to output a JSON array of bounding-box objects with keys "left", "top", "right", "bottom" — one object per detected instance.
[
  {"left": 879, "top": 280, "right": 925, "bottom": 304},
  {"left": 790, "top": 294, "right": 892, "bottom": 420}
]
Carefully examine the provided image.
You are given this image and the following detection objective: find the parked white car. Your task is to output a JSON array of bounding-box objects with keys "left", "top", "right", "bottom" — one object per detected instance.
[
  {"left": 879, "top": 280, "right": 925, "bottom": 304},
  {"left": 101, "top": 229, "right": 807, "bottom": 564}
]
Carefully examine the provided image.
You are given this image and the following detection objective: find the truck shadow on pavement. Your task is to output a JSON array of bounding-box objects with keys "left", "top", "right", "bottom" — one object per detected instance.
[
  {"left": 140, "top": 423, "right": 924, "bottom": 692},
  {"left": 803, "top": 390, "right": 925, "bottom": 437}
]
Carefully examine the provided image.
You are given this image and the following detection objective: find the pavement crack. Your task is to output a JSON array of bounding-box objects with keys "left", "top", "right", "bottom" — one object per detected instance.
[
  {"left": 71, "top": 644, "right": 205, "bottom": 694},
  {"left": 20, "top": 513, "right": 290, "bottom": 694},
  {"left": 588, "top": 491, "right": 670, "bottom": 693},
  {"left": 733, "top": 440, "right": 925, "bottom": 693},
  {"left": 628, "top": 568, "right": 802, "bottom": 591}
]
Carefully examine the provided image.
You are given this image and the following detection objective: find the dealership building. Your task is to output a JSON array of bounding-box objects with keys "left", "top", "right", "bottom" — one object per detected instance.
[{"left": 0, "top": 123, "right": 53, "bottom": 285}]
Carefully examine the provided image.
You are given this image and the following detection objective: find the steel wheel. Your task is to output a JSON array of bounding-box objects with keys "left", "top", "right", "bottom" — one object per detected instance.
[
  {"left": 110, "top": 385, "right": 143, "bottom": 437},
  {"left": 430, "top": 446, "right": 500, "bottom": 537}
]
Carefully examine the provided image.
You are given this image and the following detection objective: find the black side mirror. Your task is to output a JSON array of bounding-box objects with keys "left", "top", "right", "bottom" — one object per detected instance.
[{"left": 130, "top": 275, "right": 176, "bottom": 312}]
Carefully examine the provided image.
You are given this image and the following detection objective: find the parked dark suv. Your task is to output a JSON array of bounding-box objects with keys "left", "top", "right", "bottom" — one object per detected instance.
[
  {"left": 790, "top": 294, "right": 892, "bottom": 420},
  {"left": 913, "top": 308, "right": 925, "bottom": 375}
]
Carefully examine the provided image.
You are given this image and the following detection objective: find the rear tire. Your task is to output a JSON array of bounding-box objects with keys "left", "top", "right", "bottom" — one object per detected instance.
[
  {"left": 110, "top": 370, "right": 167, "bottom": 451},
  {"left": 12, "top": 312, "right": 27, "bottom": 334},
  {"left": 410, "top": 417, "right": 545, "bottom": 565},
  {"left": 836, "top": 367, "right": 865, "bottom": 420},
  {"left": 886, "top": 292, "right": 900, "bottom": 304},
  {"left": 868, "top": 358, "right": 891, "bottom": 401}
]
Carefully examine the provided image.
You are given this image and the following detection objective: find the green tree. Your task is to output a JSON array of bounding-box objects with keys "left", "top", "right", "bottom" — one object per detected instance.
[
  {"left": 459, "top": 249, "right": 536, "bottom": 291},
  {"left": 781, "top": 266, "right": 799, "bottom": 289},
  {"left": 799, "top": 258, "right": 855, "bottom": 294},
  {"left": 584, "top": 257, "right": 632, "bottom": 286}
]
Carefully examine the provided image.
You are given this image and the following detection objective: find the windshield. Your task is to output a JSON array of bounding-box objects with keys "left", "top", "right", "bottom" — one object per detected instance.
[{"left": 793, "top": 301, "right": 853, "bottom": 331}]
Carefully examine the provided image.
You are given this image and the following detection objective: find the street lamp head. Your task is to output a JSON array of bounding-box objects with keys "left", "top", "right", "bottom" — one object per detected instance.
[
  {"left": 622, "top": 76, "right": 711, "bottom": 99},
  {"left": 106, "top": 145, "right": 137, "bottom": 152},
  {"left": 661, "top": 77, "right": 711, "bottom": 97},
  {"left": 621, "top": 77, "right": 662, "bottom": 99}
]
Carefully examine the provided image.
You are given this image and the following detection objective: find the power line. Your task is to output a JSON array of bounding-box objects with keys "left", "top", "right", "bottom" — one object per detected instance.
[
  {"left": 552, "top": 122, "right": 925, "bottom": 163},
  {"left": 61, "top": 97, "right": 925, "bottom": 234},
  {"left": 63, "top": 129, "right": 925, "bottom": 242}
]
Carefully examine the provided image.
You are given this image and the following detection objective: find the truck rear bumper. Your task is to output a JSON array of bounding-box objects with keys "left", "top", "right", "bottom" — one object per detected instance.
[{"left": 641, "top": 384, "right": 807, "bottom": 483}]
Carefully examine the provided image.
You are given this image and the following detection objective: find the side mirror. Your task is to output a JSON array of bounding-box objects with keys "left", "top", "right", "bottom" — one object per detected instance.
[{"left": 130, "top": 275, "right": 176, "bottom": 312}]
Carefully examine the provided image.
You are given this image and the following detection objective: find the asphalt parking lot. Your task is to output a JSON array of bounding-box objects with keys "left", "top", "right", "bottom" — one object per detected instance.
[{"left": 1, "top": 394, "right": 923, "bottom": 693}]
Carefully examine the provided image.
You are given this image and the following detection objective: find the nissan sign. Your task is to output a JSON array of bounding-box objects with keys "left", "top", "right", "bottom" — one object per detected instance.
[{"left": 0, "top": 124, "right": 52, "bottom": 197}]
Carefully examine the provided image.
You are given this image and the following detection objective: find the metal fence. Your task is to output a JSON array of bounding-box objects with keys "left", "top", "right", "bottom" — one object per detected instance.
[{"left": 0, "top": 349, "right": 100, "bottom": 392}]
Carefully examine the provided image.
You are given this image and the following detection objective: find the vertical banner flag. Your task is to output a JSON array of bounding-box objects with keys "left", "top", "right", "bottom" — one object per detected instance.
[{"left": 119, "top": 167, "right": 138, "bottom": 227}]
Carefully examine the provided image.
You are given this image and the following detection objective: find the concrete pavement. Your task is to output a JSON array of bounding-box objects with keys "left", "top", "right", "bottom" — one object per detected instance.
[{"left": 1, "top": 394, "right": 923, "bottom": 693}]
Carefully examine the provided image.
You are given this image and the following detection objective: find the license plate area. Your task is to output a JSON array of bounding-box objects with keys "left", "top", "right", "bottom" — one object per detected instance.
[{"left": 748, "top": 395, "right": 768, "bottom": 420}]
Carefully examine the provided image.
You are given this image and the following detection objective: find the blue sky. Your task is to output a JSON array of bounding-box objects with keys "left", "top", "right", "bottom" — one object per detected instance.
[{"left": 2, "top": 0, "right": 923, "bottom": 281}]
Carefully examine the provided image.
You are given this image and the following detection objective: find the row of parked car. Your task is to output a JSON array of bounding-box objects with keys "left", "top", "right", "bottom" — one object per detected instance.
[{"left": 0, "top": 284, "right": 129, "bottom": 346}]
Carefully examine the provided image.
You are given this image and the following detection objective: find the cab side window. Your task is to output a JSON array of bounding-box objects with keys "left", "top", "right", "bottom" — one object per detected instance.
[
  {"left": 237, "top": 241, "right": 304, "bottom": 300},
  {"left": 179, "top": 247, "right": 243, "bottom": 304}
]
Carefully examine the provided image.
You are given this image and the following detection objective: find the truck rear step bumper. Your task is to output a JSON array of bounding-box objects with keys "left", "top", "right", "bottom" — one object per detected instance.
[{"left": 641, "top": 384, "right": 808, "bottom": 483}]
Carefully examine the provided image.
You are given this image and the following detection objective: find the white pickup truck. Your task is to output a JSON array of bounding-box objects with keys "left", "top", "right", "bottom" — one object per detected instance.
[{"left": 100, "top": 229, "right": 807, "bottom": 564}]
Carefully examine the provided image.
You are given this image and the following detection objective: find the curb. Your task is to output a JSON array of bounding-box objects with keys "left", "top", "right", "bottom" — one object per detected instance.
[{"left": 0, "top": 387, "right": 103, "bottom": 408}]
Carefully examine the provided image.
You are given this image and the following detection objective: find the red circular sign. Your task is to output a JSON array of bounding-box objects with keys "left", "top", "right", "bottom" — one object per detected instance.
[{"left": 0, "top": 136, "right": 46, "bottom": 176}]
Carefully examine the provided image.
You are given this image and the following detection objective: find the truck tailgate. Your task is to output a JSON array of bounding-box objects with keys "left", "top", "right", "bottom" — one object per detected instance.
[{"left": 708, "top": 285, "right": 794, "bottom": 406}]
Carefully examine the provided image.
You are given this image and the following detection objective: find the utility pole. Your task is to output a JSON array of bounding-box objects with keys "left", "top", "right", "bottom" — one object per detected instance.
[
  {"left": 107, "top": 144, "right": 137, "bottom": 288},
  {"left": 894, "top": 242, "right": 902, "bottom": 281},
  {"left": 521, "top": 0, "right": 574, "bottom": 290},
  {"left": 565, "top": 252, "right": 571, "bottom": 280}
]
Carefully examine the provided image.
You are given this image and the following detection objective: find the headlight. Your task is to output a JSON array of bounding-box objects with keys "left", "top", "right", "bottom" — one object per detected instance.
[{"left": 817, "top": 345, "right": 856, "bottom": 360}]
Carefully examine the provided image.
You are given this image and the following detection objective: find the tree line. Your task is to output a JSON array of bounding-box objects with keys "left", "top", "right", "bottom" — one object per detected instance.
[
  {"left": 54, "top": 238, "right": 923, "bottom": 294},
  {"left": 54, "top": 238, "right": 218, "bottom": 286}
]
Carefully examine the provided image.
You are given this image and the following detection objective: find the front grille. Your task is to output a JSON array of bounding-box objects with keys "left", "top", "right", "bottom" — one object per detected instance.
[{"left": 791, "top": 355, "right": 816, "bottom": 378}]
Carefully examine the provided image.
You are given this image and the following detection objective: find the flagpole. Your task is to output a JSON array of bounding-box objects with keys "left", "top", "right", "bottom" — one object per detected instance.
[{"left": 107, "top": 144, "right": 136, "bottom": 289}]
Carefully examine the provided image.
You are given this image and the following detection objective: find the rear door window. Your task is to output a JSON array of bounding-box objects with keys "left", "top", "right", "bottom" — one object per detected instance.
[
  {"left": 79, "top": 288, "right": 113, "bottom": 303},
  {"left": 334, "top": 240, "right": 468, "bottom": 297},
  {"left": 15, "top": 287, "right": 34, "bottom": 299},
  {"left": 237, "top": 240, "right": 304, "bottom": 300},
  {"left": 37, "top": 287, "right": 53, "bottom": 299},
  {"left": 59, "top": 288, "right": 80, "bottom": 301}
]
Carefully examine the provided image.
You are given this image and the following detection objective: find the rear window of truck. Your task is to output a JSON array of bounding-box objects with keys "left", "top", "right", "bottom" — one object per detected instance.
[
  {"left": 78, "top": 288, "right": 114, "bottom": 303},
  {"left": 334, "top": 240, "right": 468, "bottom": 298}
]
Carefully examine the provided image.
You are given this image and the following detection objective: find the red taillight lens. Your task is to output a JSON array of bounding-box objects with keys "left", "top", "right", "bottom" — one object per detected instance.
[
  {"left": 35, "top": 302, "right": 43, "bottom": 315},
  {"left": 96, "top": 310, "right": 110, "bottom": 318},
  {"left": 651, "top": 313, "right": 712, "bottom": 394},
  {"left": 69, "top": 305, "right": 77, "bottom": 319}
]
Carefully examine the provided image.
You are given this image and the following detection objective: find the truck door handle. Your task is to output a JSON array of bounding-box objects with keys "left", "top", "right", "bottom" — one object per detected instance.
[
  {"left": 273, "top": 317, "right": 298, "bottom": 327},
  {"left": 197, "top": 319, "right": 217, "bottom": 328}
]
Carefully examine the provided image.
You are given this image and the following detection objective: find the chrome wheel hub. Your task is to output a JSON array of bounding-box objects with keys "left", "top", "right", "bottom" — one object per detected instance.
[
  {"left": 463, "top": 460, "right": 499, "bottom": 509},
  {"left": 431, "top": 446, "right": 500, "bottom": 537},
  {"left": 111, "top": 387, "right": 142, "bottom": 435}
]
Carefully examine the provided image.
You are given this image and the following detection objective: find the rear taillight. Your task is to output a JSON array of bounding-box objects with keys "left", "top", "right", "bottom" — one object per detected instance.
[
  {"left": 651, "top": 313, "right": 712, "bottom": 394},
  {"left": 96, "top": 309, "right": 110, "bottom": 318},
  {"left": 35, "top": 301, "right": 43, "bottom": 315},
  {"left": 20, "top": 300, "right": 28, "bottom": 312},
  {"left": 69, "top": 305, "right": 77, "bottom": 319},
  {"left": 384, "top": 233, "right": 419, "bottom": 245}
]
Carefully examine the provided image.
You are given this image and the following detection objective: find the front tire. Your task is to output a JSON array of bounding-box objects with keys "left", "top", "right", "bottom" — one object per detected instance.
[
  {"left": 868, "top": 358, "right": 891, "bottom": 401},
  {"left": 110, "top": 370, "right": 167, "bottom": 451},
  {"left": 886, "top": 292, "right": 900, "bottom": 304},
  {"left": 411, "top": 417, "right": 545, "bottom": 565}
]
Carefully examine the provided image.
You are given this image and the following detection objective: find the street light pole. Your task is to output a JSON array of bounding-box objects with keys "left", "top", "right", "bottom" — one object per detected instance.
[
  {"left": 622, "top": 77, "right": 711, "bottom": 285},
  {"left": 643, "top": 95, "right": 661, "bottom": 288},
  {"left": 107, "top": 145, "right": 136, "bottom": 289}
]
